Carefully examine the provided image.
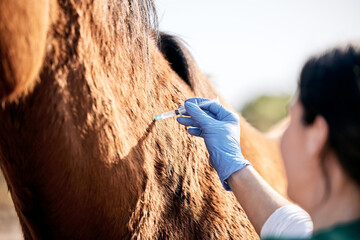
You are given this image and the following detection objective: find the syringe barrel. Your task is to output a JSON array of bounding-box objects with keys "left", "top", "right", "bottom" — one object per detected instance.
[{"left": 161, "top": 110, "right": 177, "bottom": 119}]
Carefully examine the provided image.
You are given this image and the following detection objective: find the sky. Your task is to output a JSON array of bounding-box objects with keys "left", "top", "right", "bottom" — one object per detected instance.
[{"left": 155, "top": 0, "right": 360, "bottom": 110}]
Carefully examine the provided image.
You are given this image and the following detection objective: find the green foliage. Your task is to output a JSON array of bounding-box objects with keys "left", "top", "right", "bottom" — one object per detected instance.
[{"left": 241, "top": 94, "right": 291, "bottom": 132}]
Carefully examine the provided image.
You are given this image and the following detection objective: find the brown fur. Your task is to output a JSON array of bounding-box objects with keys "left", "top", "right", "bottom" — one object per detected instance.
[{"left": 0, "top": 0, "right": 286, "bottom": 239}]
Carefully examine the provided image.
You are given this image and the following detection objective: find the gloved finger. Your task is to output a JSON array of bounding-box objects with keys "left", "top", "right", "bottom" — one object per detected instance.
[
  {"left": 200, "top": 102, "right": 238, "bottom": 122},
  {"left": 184, "top": 102, "right": 214, "bottom": 125},
  {"left": 185, "top": 98, "right": 222, "bottom": 116},
  {"left": 188, "top": 127, "right": 202, "bottom": 137},
  {"left": 180, "top": 97, "right": 211, "bottom": 116},
  {"left": 179, "top": 111, "right": 190, "bottom": 117},
  {"left": 180, "top": 109, "right": 216, "bottom": 119},
  {"left": 185, "top": 97, "right": 212, "bottom": 105},
  {"left": 177, "top": 117, "right": 200, "bottom": 127},
  {"left": 204, "top": 109, "right": 216, "bottom": 119}
]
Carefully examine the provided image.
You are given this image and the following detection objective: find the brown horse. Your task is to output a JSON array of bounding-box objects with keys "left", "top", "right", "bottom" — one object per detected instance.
[{"left": 0, "top": 0, "right": 286, "bottom": 239}]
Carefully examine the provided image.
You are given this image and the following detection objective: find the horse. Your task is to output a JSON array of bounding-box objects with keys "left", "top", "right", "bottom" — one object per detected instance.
[{"left": 0, "top": 0, "right": 286, "bottom": 239}]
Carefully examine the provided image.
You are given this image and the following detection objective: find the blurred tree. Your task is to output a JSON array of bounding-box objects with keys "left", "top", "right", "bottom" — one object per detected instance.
[{"left": 240, "top": 94, "right": 291, "bottom": 132}]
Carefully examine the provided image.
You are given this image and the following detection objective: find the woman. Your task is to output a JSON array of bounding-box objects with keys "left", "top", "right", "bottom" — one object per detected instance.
[{"left": 177, "top": 45, "right": 360, "bottom": 239}]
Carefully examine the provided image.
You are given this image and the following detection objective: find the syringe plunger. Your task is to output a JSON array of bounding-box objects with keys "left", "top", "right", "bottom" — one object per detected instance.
[{"left": 154, "top": 97, "right": 219, "bottom": 120}]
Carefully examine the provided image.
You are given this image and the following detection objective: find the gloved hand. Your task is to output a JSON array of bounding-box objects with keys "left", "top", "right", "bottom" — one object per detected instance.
[{"left": 177, "top": 97, "right": 251, "bottom": 191}]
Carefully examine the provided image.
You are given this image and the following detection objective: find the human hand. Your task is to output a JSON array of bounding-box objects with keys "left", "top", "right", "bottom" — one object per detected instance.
[{"left": 177, "top": 97, "right": 251, "bottom": 190}]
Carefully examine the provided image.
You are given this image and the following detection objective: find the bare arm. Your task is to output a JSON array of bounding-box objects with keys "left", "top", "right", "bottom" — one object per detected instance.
[
  {"left": 177, "top": 99, "right": 313, "bottom": 237},
  {"left": 227, "top": 165, "right": 290, "bottom": 234}
]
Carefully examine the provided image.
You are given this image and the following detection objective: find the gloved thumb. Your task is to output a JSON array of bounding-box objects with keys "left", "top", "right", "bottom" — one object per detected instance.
[{"left": 185, "top": 102, "right": 214, "bottom": 125}]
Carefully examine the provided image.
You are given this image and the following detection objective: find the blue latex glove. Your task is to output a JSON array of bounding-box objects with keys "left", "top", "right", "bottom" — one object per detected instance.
[{"left": 177, "top": 97, "right": 251, "bottom": 191}]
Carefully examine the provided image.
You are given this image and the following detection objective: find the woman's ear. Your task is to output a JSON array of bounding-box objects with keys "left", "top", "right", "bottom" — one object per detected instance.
[{"left": 305, "top": 115, "right": 329, "bottom": 157}]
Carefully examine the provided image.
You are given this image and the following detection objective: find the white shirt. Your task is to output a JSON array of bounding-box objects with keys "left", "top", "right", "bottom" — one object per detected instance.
[{"left": 260, "top": 204, "right": 314, "bottom": 239}]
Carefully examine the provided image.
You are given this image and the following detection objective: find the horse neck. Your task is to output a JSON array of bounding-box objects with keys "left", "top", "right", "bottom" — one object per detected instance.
[{"left": 0, "top": 2, "right": 162, "bottom": 238}]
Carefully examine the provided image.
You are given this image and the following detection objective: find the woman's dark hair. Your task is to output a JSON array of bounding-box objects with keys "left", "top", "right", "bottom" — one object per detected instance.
[{"left": 299, "top": 44, "right": 360, "bottom": 187}]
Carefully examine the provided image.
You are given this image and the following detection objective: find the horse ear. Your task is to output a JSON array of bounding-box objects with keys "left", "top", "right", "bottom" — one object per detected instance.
[
  {"left": 157, "top": 32, "right": 218, "bottom": 97},
  {"left": 0, "top": 0, "right": 50, "bottom": 104}
]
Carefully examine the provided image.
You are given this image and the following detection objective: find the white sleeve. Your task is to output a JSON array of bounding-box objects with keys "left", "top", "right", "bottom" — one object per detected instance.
[{"left": 260, "top": 204, "right": 313, "bottom": 239}]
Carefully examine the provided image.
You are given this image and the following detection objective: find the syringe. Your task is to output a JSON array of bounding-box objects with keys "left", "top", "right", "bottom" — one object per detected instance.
[{"left": 154, "top": 97, "right": 220, "bottom": 120}]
